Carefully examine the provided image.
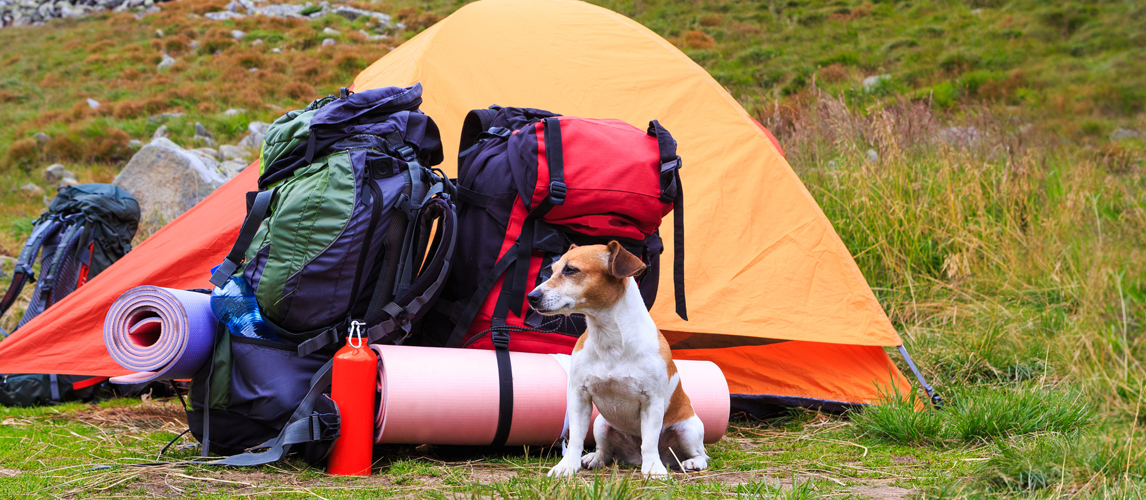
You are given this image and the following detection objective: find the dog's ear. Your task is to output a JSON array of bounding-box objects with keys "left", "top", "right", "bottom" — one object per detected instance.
[
  {"left": 607, "top": 241, "right": 646, "bottom": 279},
  {"left": 566, "top": 243, "right": 578, "bottom": 252}
]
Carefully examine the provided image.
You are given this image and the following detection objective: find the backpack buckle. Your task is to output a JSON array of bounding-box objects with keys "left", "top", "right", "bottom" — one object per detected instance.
[
  {"left": 547, "top": 181, "right": 567, "bottom": 206},
  {"left": 491, "top": 329, "right": 511, "bottom": 350},
  {"left": 659, "top": 156, "right": 682, "bottom": 202}
]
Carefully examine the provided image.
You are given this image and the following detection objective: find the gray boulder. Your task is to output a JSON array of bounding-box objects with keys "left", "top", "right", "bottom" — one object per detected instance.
[
  {"left": 152, "top": 124, "right": 168, "bottom": 140},
  {"left": 44, "top": 164, "right": 70, "bottom": 184},
  {"left": 219, "top": 144, "right": 248, "bottom": 161},
  {"left": 34, "top": 132, "right": 50, "bottom": 144},
  {"left": 237, "top": 121, "right": 269, "bottom": 149},
  {"left": 113, "top": 138, "right": 226, "bottom": 226},
  {"left": 20, "top": 183, "right": 43, "bottom": 197},
  {"left": 863, "top": 74, "right": 890, "bottom": 92},
  {"left": 220, "top": 160, "right": 249, "bottom": 178}
]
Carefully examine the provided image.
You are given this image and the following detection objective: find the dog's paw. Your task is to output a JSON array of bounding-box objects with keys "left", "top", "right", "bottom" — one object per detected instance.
[
  {"left": 641, "top": 460, "right": 669, "bottom": 478},
  {"left": 679, "top": 456, "right": 708, "bottom": 472},
  {"left": 547, "top": 458, "right": 581, "bottom": 478},
  {"left": 582, "top": 451, "right": 606, "bottom": 469}
]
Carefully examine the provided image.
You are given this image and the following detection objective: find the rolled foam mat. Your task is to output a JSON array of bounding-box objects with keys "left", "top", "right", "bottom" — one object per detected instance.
[
  {"left": 370, "top": 345, "right": 729, "bottom": 446},
  {"left": 104, "top": 286, "right": 216, "bottom": 384}
]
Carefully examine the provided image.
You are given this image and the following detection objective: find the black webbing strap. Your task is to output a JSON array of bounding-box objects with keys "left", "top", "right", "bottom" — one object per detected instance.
[
  {"left": 490, "top": 329, "right": 513, "bottom": 447},
  {"left": 208, "top": 360, "right": 337, "bottom": 466},
  {"left": 505, "top": 117, "right": 566, "bottom": 317},
  {"left": 210, "top": 189, "right": 275, "bottom": 288},
  {"left": 443, "top": 247, "right": 519, "bottom": 348},
  {"left": 647, "top": 120, "right": 687, "bottom": 320},
  {"left": 0, "top": 217, "right": 55, "bottom": 318}
]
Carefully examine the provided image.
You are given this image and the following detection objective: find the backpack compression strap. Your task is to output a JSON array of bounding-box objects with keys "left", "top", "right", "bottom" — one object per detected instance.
[
  {"left": 0, "top": 217, "right": 60, "bottom": 326},
  {"left": 647, "top": 120, "right": 687, "bottom": 321},
  {"left": 209, "top": 190, "right": 276, "bottom": 288}
]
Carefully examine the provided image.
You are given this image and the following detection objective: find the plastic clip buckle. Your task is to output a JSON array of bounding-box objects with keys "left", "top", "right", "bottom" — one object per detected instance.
[
  {"left": 547, "top": 181, "right": 567, "bottom": 206},
  {"left": 491, "top": 329, "right": 511, "bottom": 350}
]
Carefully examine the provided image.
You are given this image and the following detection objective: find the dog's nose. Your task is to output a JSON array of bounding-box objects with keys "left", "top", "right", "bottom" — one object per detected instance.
[{"left": 526, "top": 289, "right": 543, "bottom": 306}]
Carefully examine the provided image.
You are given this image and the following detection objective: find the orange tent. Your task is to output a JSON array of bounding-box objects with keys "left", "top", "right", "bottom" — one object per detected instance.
[{"left": 0, "top": 0, "right": 931, "bottom": 413}]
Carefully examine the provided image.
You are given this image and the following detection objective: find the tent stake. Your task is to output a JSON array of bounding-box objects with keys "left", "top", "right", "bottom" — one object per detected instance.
[{"left": 897, "top": 345, "right": 944, "bottom": 408}]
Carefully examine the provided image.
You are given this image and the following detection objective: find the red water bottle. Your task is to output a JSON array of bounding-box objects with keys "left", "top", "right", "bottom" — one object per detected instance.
[{"left": 327, "top": 321, "right": 377, "bottom": 476}]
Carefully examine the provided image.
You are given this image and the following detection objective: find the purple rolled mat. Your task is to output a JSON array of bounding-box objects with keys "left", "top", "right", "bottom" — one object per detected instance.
[{"left": 104, "top": 286, "right": 217, "bottom": 384}]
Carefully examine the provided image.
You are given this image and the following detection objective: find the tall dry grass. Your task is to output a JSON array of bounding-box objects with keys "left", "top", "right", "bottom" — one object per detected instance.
[{"left": 771, "top": 88, "right": 1145, "bottom": 492}]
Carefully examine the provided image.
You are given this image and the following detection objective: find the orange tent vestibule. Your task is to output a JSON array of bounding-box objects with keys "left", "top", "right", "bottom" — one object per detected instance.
[{"left": 0, "top": 0, "right": 930, "bottom": 413}]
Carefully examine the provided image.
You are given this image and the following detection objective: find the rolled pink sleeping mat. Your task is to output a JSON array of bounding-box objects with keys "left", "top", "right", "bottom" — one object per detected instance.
[
  {"left": 104, "top": 286, "right": 216, "bottom": 384},
  {"left": 370, "top": 345, "right": 729, "bottom": 446}
]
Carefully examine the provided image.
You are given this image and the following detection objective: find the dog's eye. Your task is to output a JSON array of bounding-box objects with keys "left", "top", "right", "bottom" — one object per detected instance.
[{"left": 562, "top": 265, "right": 580, "bottom": 276}]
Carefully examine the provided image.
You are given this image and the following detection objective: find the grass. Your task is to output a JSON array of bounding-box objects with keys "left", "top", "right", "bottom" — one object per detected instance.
[{"left": 0, "top": 0, "right": 1144, "bottom": 497}]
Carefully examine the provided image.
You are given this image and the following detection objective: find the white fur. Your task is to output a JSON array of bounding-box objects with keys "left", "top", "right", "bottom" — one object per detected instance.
[{"left": 540, "top": 276, "right": 707, "bottom": 478}]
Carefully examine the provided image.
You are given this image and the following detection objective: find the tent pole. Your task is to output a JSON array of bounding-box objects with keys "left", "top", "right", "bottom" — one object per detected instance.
[{"left": 897, "top": 345, "right": 944, "bottom": 408}]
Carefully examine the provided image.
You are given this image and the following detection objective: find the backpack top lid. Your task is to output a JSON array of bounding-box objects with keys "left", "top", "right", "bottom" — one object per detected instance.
[
  {"left": 48, "top": 183, "right": 140, "bottom": 225},
  {"left": 258, "top": 83, "right": 443, "bottom": 190}
]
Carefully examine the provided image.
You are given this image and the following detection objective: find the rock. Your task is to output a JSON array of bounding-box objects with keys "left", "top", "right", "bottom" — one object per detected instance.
[
  {"left": 193, "top": 147, "right": 220, "bottom": 161},
  {"left": 322, "top": 38, "right": 336, "bottom": 47},
  {"left": 249, "top": 3, "right": 305, "bottom": 17},
  {"left": 251, "top": 39, "right": 263, "bottom": 46},
  {"left": 224, "top": 0, "right": 243, "bottom": 12},
  {"left": 271, "top": 47, "right": 281, "bottom": 53},
  {"left": 335, "top": 6, "right": 390, "bottom": 24},
  {"left": 865, "top": 149, "right": 879, "bottom": 163},
  {"left": 154, "top": 29, "right": 164, "bottom": 37},
  {"left": 219, "top": 144, "right": 248, "bottom": 161},
  {"left": 158, "top": 53, "right": 176, "bottom": 70},
  {"left": 219, "top": 160, "right": 249, "bottom": 178},
  {"left": 194, "top": 122, "right": 215, "bottom": 141},
  {"left": 863, "top": 74, "right": 890, "bottom": 92},
  {"left": 190, "top": 40, "right": 201, "bottom": 50},
  {"left": 236, "top": 121, "right": 268, "bottom": 149},
  {"left": 249, "top": 67, "right": 258, "bottom": 73},
  {"left": 149, "top": 112, "right": 184, "bottom": 122},
  {"left": 129, "top": 139, "right": 142, "bottom": 149},
  {"left": 44, "top": 164, "right": 70, "bottom": 184},
  {"left": 827, "top": 160, "right": 837, "bottom": 169},
  {"left": 152, "top": 124, "right": 168, "bottom": 140},
  {"left": 231, "top": 29, "right": 245, "bottom": 40},
  {"left": 58, "top": 176, "right": 80, "bottom": 188},
  {"left": 359, "top": 29, "right": 387, "bottom": 41},
  {"left": 34, "top": 132, "right": 49, "bottom": 144},
  {"left": 970, "top": 8, "right": 983, "bottom": 15},
  {"left": 113, "top": 138, "right": 226, "bottom": 226},
  {"left": 20, "top": 183, "right": 43, "bottom": 197},
  {"left": 86, "top": 98, "right": 100, "bottom": 109},
  {"left": 204, "top": 10, "right": 245, "bottom": 20},
  {"left": 223, "top": 108, "right": 245, "bottom": 116},
  {"left": 322, "top": 27, "right": 340, "bottom": 35},
  {"left": 1111, "top": 128, "right": 1142, "bottom": 142}
]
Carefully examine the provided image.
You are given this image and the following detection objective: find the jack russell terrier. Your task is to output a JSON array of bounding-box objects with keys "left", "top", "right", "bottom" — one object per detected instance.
[{"left": 528, "top": 241, "right": 707, "bottom": 478}]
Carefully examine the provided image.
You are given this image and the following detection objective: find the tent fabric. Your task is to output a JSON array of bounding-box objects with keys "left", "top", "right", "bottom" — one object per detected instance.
[
  {"left": 0, "top": 0, "right": 914, "bottom": 408},
  {"left": 353, "top": 0, "right": 901, "bottom": 348}
]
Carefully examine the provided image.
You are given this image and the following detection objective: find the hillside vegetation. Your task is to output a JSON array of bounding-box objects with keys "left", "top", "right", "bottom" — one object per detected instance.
[{"left": 0, "top": 0, "right": 1144, "bottom": 498}]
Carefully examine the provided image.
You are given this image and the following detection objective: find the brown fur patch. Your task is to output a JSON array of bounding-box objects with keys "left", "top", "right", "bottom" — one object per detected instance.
[
  {"left": 659, "top": 332, "right": 695, "bottom": 425},
  {"left": 549, "top": 245, "right": 627, "bottom": 310}
]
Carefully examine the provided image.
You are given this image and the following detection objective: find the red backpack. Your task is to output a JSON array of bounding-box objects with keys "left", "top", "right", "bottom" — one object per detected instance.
[{"left": 421, "top": 106, "right": 686, "bottom": 354}]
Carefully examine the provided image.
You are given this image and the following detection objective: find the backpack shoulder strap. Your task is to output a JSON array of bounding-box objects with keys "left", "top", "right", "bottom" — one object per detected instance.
[
  {"left": 36, "top": 216, "right": 87, "bottom": 303},
  {"left": 0, "top": 217, "right": 61, "bottom": 323},
  {"left": 209, "top": 189, "right": 276, "bottom": 288}
]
